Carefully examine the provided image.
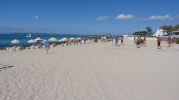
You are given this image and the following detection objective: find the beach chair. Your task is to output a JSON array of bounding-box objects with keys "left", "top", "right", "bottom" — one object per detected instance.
[
  {"left": 30, "top": 45, "right": 36, "bottom": 49},
  {"left": 9, "top": 47, "right": 16, "bottom": 52}
]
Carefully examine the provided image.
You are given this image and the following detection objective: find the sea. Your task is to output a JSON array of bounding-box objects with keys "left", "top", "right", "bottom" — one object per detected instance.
[{"left": 0, "top": 33, "right": 86, "bottom": 47}]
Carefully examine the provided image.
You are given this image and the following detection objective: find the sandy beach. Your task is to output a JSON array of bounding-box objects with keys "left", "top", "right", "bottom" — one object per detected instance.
[{"left": 0, "top": 39, "right": 179, "bottom": 100}]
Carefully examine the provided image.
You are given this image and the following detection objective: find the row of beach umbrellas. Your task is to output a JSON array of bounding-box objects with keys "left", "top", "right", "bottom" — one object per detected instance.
[{"left": 11, "top": 37, "right": 82, "bottom": 45}]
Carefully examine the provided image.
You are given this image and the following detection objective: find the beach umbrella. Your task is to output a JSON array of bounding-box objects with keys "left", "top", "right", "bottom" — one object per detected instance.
[
  {"left": 62, "top": 37, "right": 68, "bottom": 41},
  {"left": 59, "top": 37, "right": 68, "bottom": 42},
  {"left": 59, "top": 39, "right": 63, "bottom": 42},
  {"left": 11, "top": 39, "right": 20, "bottom": 44},
  {"left": 34, "top": 37, "right": 43, "bottom": 43},
  {"left": 70, "top": 37, "right": 75, "bottom": 40},
  {"left": 27, "top": 39, "right": 35, "bottom": 43},
  {"left": 76, "top": 37, "right": 81, "bottom": 40},
  {"left": 42, "top": 39, "right": 47, "bottom": 43},
  {"left": 34, "top": 37, "right": 43, "bottom": 41},
  {"left": 48, "top": 37, "right": 58, "bottom": 42}
]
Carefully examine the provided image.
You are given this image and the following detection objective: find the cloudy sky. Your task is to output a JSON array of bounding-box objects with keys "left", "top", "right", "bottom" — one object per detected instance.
[{"left": 0, "top": 0, "right": 178, "bottom": 34}]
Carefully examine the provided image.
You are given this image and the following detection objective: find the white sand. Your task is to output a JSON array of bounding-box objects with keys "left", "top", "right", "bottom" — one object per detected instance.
[{"left": 0, "top": 40, "right": 179, "bottom": 100}]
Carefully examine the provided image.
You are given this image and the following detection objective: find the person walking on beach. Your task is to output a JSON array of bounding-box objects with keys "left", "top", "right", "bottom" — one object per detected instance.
[
  {"left": 157, "top": 37, "right": 161, "bottom": 49},
  {"left": 121, "top": 36, "right": 124, "bottom": 45},
  {"left": 134, "top": 37, "right": 136, "bottom": 44},
  {"left": 115, "top": 36, "right": 119, "bottom": 46},
  {"left": 168, "top": 36, "right": 172, "bottom": 47},
  {"left": 44, "top": 41, "right": 50, "bottom": 54},
  {"left": 143, "top": 36, "right": 146, "bottom": 47},
  {"left": 136, "top": 37, "right": 141, "bottom": 48}
]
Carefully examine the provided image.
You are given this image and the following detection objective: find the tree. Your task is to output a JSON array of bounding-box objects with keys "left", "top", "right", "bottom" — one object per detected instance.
[
  {"left": 160, "top": 25, "right": 174, "bottom": 33},
  {"left": 146, "top": 27, "right": 153, "bottom": 36},
  {"left": 160, "top": 25, "right": 168, "bottom": 31},
  {"left": 168, "top": 25, "right": 174, "bottom": 32},
  {"left": 174, "top": 24, "right": 179, "bottom": 31},
  {"left": 159, "top": 24, "right": 179, "bottom": 35}
]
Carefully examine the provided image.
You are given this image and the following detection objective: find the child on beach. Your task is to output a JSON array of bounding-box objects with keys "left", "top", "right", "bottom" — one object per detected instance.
[{"left": 157, "top": 37, "right": 161, "bottom": 49}]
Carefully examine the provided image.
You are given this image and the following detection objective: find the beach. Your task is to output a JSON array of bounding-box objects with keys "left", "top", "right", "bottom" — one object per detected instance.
[{"left": 0, "top": 39, "right": 179, "bottom": 100}]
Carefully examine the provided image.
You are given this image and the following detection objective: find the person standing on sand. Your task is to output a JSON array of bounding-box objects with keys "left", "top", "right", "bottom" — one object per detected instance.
[
  {"left": 115, "top": 36, "right": 119, "bottom": 46},
  {"left": 168, "top": 36, "right": 172, "bottom": 47},
  {"left": 134, "top": 37, "right": 136, "bottom": 44},
  {"left": 143, "top": 36, "right": 146, "bottom": 47},
  {"left": 157, "top": 37, "right": 161, "bottom": 49},
  {"left": 136, "top": 37, "right": 140, "bottom": 48},
  {"left": 121, "top": 36, "right": 124, "bottom": 45},
  {"left": 44, "top": 41, "right": 50, "bottom": 54}
]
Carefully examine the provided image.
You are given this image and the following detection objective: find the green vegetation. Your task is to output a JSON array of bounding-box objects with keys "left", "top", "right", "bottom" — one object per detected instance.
[
  {"left": 146, "top": 27, "right": 153, "bottom": 36},
  {"left": 133, "top": 27, "right": 153, "bottom": 36},
  {"left": 133, "top": 24, "right": 179, "bottom": 37},
  {"left": 160, "top": 24, "right": 179, "bottom": 33},
  {"left": 133, "top": 31, "right": 147, "bottom": 36},
  {"left": 176, "top": 38, "right": 179, "bottom": 44}
]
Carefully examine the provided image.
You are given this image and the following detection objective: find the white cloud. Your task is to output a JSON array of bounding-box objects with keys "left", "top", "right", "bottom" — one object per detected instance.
[
  {"left": 96, "top": 16, "right": 110, "bottom": 21},
  {"left": 115, "top": 14, "right": 135, "bottom": 20},
  {"left": 148, "top": 15, "right": 173, "bottom": 21},
  {"left": 33, "top": 16, "right": 40, "bottom": 20},
  {"left": 176, "top": 15, "right": 179, "bottom": 20}
]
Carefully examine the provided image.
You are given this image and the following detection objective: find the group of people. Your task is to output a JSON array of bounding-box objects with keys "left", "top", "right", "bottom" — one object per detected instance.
[
  {"left": 115, "top": 36, "right": 124, "bottom": 46},
  {"left": 114, "top": 35, "right": 173, "bottom": 49},
  {"left": 157, "top": 36, "right": 172, "bottom": 49},
  {"left": 135, "top": 36, "right": 173, "bottom": 49},
  {"left": 134, "top": 36, "right": 146, "bottom": 48}
]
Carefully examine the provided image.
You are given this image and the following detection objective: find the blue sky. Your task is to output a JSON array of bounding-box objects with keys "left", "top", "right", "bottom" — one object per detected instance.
[{"left": 0, "top": 0, "right": 178, "bottom": 34}]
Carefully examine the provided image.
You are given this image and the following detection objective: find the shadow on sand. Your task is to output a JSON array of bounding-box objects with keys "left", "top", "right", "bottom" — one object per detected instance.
[
  {"left": 0, "top": 64, "right": 14, "bottom": 71},
  {"left": 104, "top": 46, "right": 127, "bottom": 50},
  {"left": 154, "top": 49, "right": 168, "bottom": 51}
]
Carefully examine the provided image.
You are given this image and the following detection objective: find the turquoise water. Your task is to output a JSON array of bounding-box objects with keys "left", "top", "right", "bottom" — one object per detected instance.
[{"left": 0, "top": 33, "right": 84, "bottom": 47}]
